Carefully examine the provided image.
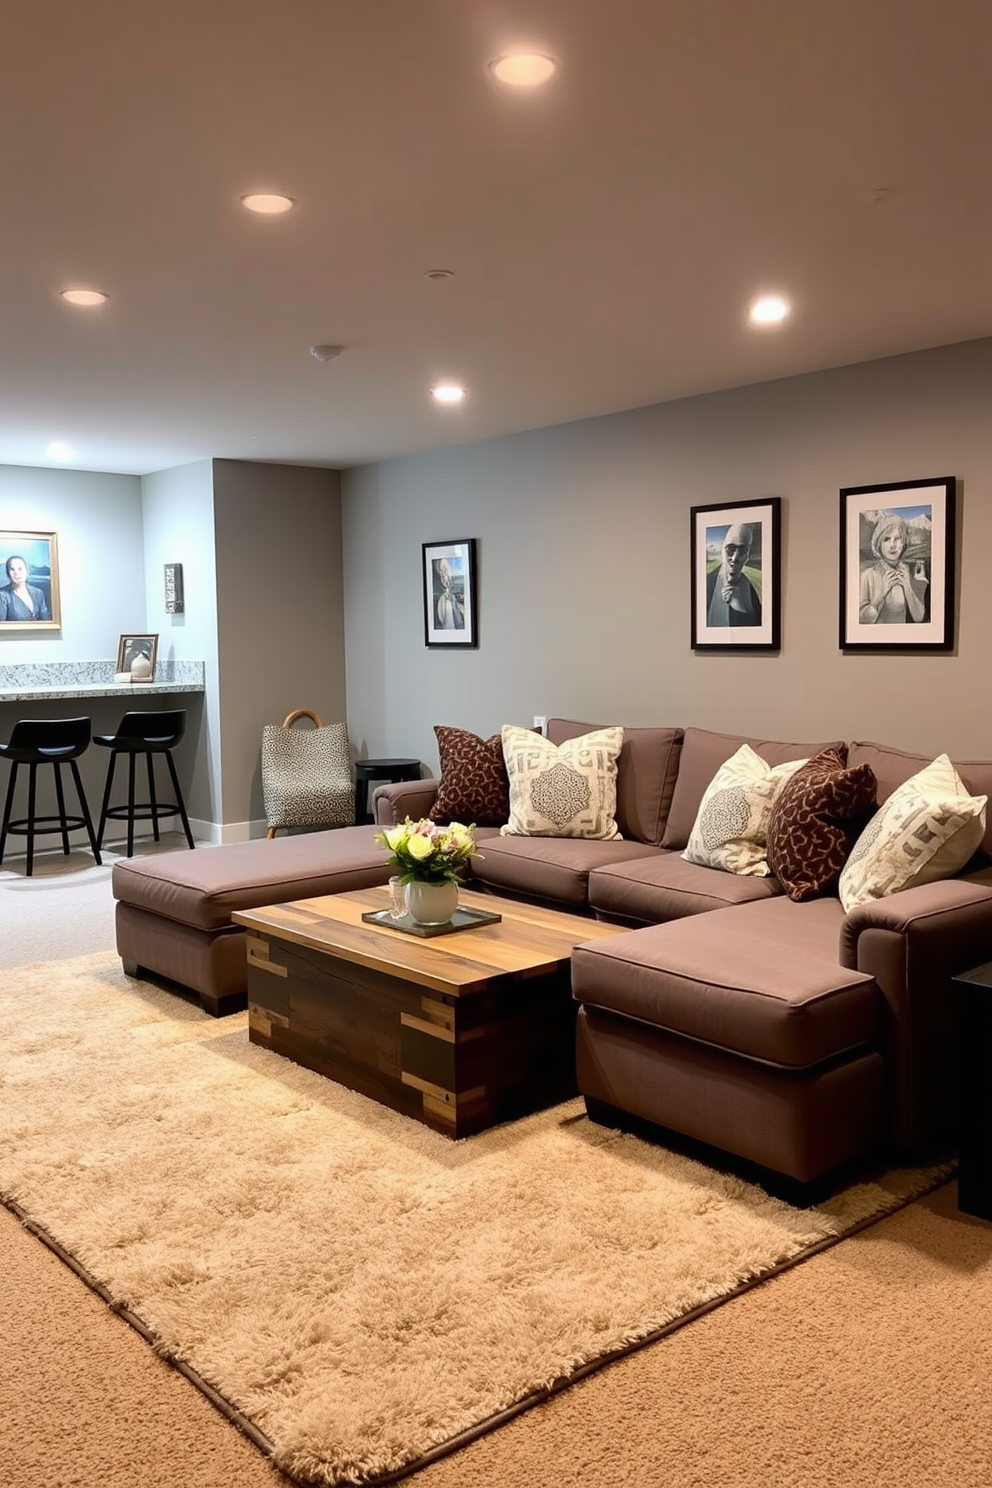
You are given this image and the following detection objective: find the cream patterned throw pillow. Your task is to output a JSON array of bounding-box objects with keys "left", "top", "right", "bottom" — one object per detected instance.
[
  {"left": 682, "top": 743, "right": 808, "bottom": 877},
  {"left": 839, "top": 754, "right": 987, "bottom": 913},
  {"left": 500, "top": 724, "right": 624, "bottom": 839}
]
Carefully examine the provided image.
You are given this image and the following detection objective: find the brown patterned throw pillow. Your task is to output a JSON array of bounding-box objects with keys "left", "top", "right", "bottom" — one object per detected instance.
[
  {"left": 429, "top": 725, "right": 510, "bottom": 826},
  {"left": 766, "top": 747, "right": 877, "bottom": 902}
]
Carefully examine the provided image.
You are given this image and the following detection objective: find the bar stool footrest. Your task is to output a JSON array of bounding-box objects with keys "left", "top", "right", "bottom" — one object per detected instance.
[
  {"left": 6, "top": 813, "right": 90, "bottom": 838},
  {"left": 104, "top": 803, "right": 184, "bottom": 824}
]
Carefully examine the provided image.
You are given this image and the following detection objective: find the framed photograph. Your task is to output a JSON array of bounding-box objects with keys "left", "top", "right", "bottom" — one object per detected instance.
[
  {"left": 839, "top": 477, "right": 955, "bottom": 650},
  {"left": 690, "top": 498, "right": 781, "bottom": 650},
  {"left": 422, "top": 538, "right": 478, "bottom": 648},
  {"left": 116, "top": 633, "right": 159, "bottom": 681},
  {"left": 0, "top": 530, "right": 61, "bottom": 630}
]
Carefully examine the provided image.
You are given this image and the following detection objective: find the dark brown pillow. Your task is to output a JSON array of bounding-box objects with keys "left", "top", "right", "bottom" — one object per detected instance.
[
  {"left": 767, "top": 747, "right": 877, "bottom": 902},
  {"left": 429, "top": 726, "right": 510, "bottom": 826}
]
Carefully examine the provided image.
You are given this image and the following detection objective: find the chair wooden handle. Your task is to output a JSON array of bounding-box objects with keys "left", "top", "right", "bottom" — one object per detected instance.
[{"left": 280, "top": 708, "right": 324, "bottom": 729}]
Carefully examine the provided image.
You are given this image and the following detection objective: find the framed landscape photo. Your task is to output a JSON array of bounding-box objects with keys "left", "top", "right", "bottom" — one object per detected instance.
[
  {"left": 423, "top": 538, "right": 478, "bottom": 648},
  {"left": 839, "top": 476, "right": 955, "bottom": 650},
  {"left": 690, "top": 498, "right": 781, "bottom": 650},
  {"left": 117, "top": 633, "right": 159, "bottom": 681},
  {"left": 0, "top": 529, "right": 61, "bottom": 630}
]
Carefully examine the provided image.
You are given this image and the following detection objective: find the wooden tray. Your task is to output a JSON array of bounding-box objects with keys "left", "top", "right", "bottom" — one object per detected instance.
[{"left": 361, "top": 904, "right": 503, "bottom": 938}]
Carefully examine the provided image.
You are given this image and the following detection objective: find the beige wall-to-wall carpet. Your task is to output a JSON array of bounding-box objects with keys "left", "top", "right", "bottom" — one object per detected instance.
[{"left": 0, "top": 955, "right": 954, "bottom": 1487}]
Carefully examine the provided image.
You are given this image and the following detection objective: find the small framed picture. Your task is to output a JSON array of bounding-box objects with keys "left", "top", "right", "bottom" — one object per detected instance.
[
  {"left": 0, "top": 530, "right": 61, "bottom": 630},
  {"left": 839, "top": 477, "right": 955, "bottom": 650},
  {"left": 117, "top": 633, "right": 159, "bottom": 681},
  {"left": 422, "top": 538, "right": 478, "bottom": 648},
  {"left": 690, "top": 498, "right": 781, "bottom": 650}
]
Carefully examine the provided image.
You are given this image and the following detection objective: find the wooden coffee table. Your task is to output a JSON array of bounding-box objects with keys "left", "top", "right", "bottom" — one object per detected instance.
[{"left": 233, "top": 886, "right": 624, "bottom": 1138}]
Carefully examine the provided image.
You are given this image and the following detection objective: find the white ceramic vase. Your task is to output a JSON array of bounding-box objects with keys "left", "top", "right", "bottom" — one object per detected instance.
[{"left": 405, "top": 879, "right": 459, "bottom": 926}]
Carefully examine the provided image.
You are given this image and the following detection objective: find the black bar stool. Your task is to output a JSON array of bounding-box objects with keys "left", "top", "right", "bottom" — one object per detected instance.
[
  {"left": 0, "top": 717, "right": 103, "bottom": 876},
  {"left": 94, "top": 709, "right": 196, "bottom": 856}
]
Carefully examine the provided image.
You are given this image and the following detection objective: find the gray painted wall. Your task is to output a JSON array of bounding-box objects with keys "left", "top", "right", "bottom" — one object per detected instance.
[
  {"left": 140, "top": 460, "right": 218, "bottom": 825},
  {"left": 212, "top": 459, "right": 345, "bottom": 832},
  {"left": 341, "top": 337, "right": 992, "bottom": 777},
  {"left": 0, "top": 464, "right": 143, "bottom": 662}
]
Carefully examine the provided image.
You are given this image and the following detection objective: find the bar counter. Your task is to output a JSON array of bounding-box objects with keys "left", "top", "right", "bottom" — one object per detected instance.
[
  {"left": 0, "top": 659, "right": 205, "bottom": 701},
  {"left": 0, "top": 661, "right": 207, "bottom": 852}
]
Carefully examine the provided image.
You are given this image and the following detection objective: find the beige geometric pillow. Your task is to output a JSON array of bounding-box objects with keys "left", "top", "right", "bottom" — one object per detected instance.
[
  {"left": 839, "top": 754, "right": 988, "bottom": 913},
  {"left": 682, "top": 743, "right": 808, "bottom": 877},
  {"left": 500, "top": 724, "right": 624, "bottom": 839}
]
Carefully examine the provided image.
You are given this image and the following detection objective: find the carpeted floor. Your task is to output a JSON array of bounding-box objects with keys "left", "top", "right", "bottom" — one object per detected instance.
[{"left": 0, "top": 953, "right": 956, "bottom": 1487}]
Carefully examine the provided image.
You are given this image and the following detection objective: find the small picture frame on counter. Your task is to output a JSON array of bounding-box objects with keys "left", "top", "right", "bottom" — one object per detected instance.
[{"left": 117, "top": 633, "right": 158, "bottom": 682}]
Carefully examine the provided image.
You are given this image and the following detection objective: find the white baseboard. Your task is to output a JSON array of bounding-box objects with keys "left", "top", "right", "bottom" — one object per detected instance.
[{"left": 192, "top": 818, "right": 270, "bottom": 844}]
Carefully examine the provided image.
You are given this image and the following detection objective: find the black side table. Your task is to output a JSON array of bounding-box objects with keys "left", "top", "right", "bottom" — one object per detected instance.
[
  {"left": 954, "top": 959, "right": 992, "bottom": 1220},
  {"left": 354, "top": 757, "right": 421, "bottom": 825}
]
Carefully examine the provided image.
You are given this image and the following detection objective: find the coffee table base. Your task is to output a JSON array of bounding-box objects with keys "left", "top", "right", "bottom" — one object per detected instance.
[{"left": 246, "top": 930, "right": 578, "bottom": 1137}]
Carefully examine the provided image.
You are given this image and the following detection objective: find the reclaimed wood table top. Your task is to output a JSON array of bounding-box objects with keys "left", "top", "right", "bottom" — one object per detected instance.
[{"left": 233, "top": 886, "right": 625, "bottom": 997}]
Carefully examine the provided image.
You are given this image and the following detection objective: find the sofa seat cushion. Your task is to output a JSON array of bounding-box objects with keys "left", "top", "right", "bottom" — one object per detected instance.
[
  {"left": 588, "top": 852, "right": 784, "bottom": 923},
  {"left": 572, "top": 897, "right": 877, "bottom": 1069},
  {"left": 112, "top": 825, "right": 392, "bottom": 931},
  {"left": 470, "top": 834, "right": 664, "bottom": 905}
]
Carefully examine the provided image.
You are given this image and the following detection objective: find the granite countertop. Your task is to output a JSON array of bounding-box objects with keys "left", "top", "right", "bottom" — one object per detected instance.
[
  {"left": 0, "top": 659, "right": 205, "bottom": 703},
  {"left": 1, "top": 681, "right": 205, "bottom": 701}
]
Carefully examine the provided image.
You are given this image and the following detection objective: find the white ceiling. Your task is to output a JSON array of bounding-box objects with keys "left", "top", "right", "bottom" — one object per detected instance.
[{"left": 3, "top": 0, "right": 992, "bottom": 477}]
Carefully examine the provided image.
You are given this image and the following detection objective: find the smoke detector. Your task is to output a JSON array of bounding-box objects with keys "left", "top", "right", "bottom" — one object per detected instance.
[{"left": 310, "top": 344, "right": 343, "bottom": 361}]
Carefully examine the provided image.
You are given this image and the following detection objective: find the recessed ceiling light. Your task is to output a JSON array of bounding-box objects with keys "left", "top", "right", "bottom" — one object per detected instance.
[
  {"left": 240, "top": 192, "right": 295, "bottom": 215},
  {"left": 46, "top": 441, "right": 73, "bottom": 461},
  {"left": 432, "top": 383, "right": 466, "bottom": 405},
  {"left": 424, "top": 268, "right": 455, "bottom": 281},
  {"left": 489, "top": 52, "right": 557, "bottom": 86},
  {"left": 748, "top": 294, "right": 791, "bottom": 326},
  {"left": 310, "top": 344, "right": 343, "bottom": 361},
  {"left": 61, "top": 288, "right": 108, "bottom": 307}
]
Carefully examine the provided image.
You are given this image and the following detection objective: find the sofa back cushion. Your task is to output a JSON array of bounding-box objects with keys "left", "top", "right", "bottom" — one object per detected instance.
[
  {"left": 663, "top": 728, "right": 847, "bottom": 850},
  {"left": 546, "top": 718, "right": 683, "bottom": 845},
  {"left": 847, "top": 739, "right": 992, "bottom": 860}
]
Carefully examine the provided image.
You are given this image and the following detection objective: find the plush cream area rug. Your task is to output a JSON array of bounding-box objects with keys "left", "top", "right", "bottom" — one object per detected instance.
[{"left": 0, "top": 955, "right": 951, "bottom": 1486}]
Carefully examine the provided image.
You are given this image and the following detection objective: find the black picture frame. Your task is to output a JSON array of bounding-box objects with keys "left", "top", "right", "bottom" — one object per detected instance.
[
  {"left": 839, "top": 477, "right": 955, "bottom": 651},
  {"left": 422, "top": 538, "right": 478, "bottom": 648},
  {"left": 0, "top": 529, "right": 61, "bottom": 630},
  {"left": 690, "top": 498, "right": 781, "bottom": 650}
]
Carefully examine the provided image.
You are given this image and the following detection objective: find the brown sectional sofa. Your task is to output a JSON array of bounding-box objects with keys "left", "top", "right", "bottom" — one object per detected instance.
[
  {"left": 375, "top": 720, "right": 992, "bottom": 1188},
  {"left": 111, "top": 717, "right": 992, "bottom": 1191}
]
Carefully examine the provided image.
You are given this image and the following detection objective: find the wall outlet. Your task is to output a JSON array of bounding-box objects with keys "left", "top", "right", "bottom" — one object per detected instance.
[{"left": 533, "top": 715, "right": 547, "bottom": 733}]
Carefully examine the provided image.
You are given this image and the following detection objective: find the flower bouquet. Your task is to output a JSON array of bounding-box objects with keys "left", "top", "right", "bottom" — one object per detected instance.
[
  {"left": 374, "top": 817, "right": 481, "bottom": 926},
  {"left": 374, "top": 817, "right": 480, "bottom": 885}
]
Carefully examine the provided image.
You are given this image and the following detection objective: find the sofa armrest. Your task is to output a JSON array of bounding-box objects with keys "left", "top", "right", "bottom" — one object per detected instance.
[
  {"left": 372, "top": 778, "right": 440, "bottom": 826},
  {"left": 840, "top": 880, "right": 992, "bottom": 1149}
]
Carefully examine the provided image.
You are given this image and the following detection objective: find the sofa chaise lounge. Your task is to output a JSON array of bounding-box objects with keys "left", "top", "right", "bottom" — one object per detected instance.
[{"left": 111, "top": 718, "right": 992, "bottom": 1189}]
